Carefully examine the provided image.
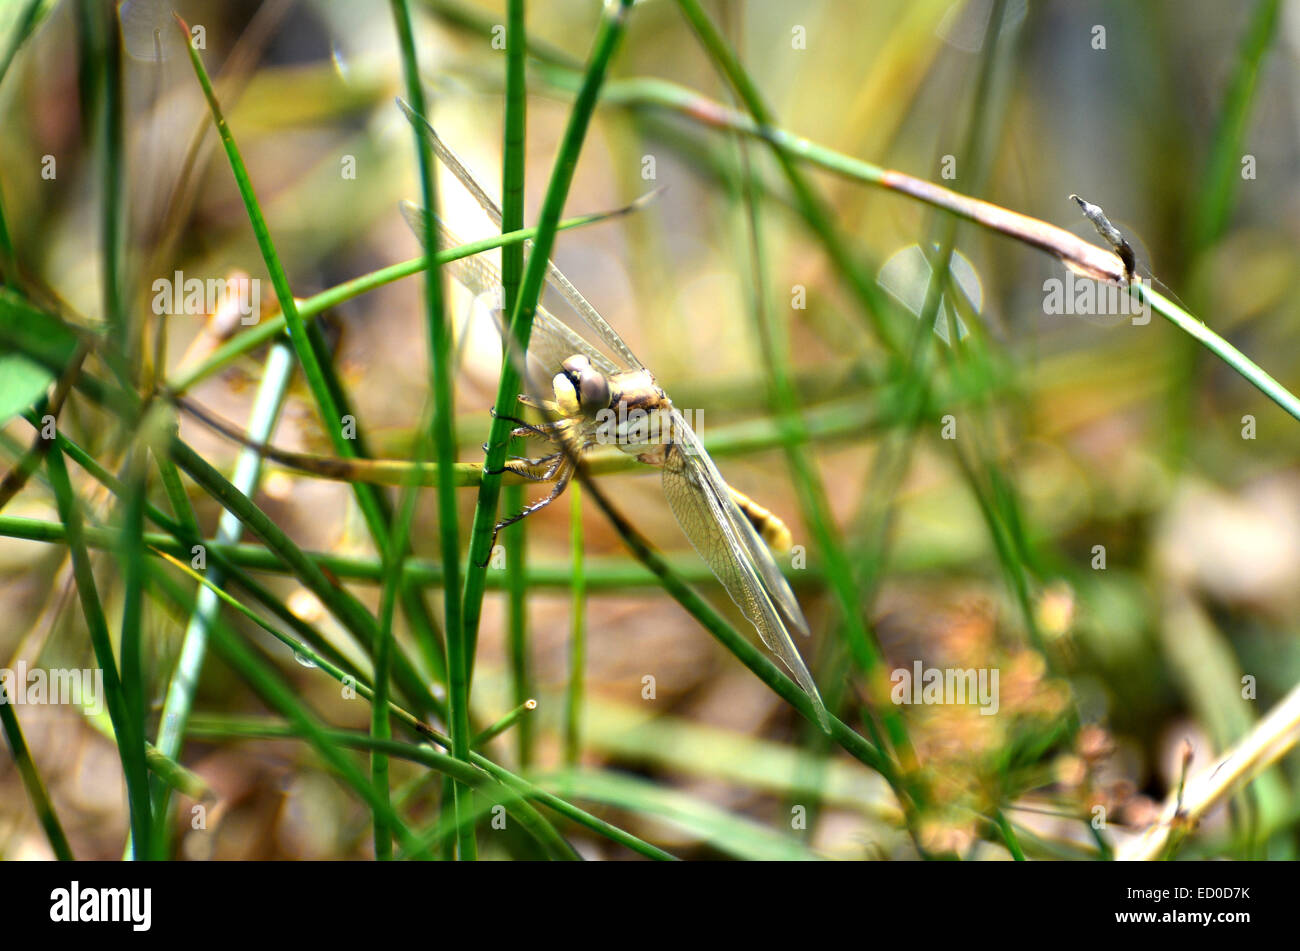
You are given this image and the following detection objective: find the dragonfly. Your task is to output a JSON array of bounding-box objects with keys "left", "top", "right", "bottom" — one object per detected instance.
[{"left": 399, "top": 103, "right": 831, "bottom": 731}]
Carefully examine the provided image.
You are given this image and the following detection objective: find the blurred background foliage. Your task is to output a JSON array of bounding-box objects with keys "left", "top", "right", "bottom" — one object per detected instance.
[{"left": 1, "top": 0, "right": 1299, "bottom": 860}]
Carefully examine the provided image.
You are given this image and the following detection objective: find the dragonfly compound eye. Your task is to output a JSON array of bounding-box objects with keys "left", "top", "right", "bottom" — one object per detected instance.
[
  {"left": 559, "top": 355, "right": 610, "bottom": 413},
  {"left": 576, "top": 367, "right": 610, "bottom": 412}
]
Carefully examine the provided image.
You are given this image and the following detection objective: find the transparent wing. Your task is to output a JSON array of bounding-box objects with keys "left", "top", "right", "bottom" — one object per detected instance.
[
  {"left": 397, "top": 98, "right": 644, "bottom": 370},
  {"left": 661, "top": 411, "right": 828, "bottom": 730},
  {"left": 399, "top": 201, "right": 621, "bottom": 384},
  {"left": 672, "top": 413, "right": 810, "bottom": 640}
]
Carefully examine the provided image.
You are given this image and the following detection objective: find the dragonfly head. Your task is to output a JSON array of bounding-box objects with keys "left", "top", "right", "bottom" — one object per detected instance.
[{"left": 554, "top": 355, "right": 612, "bottom": 418}]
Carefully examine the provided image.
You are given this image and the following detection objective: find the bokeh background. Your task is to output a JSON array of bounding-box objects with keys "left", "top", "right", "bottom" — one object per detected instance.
[{"left": 1, "top": 0, "right": 1299, "bottom": 859}]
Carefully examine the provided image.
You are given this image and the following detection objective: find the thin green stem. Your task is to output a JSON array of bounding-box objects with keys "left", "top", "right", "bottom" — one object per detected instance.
[
  {"left": 993, "top": 809, "right": 1026, "bottom": 861},
  {"left": 1138, "top": 284, "right": 1300, "bottom": 423},
  {"left": 388, "top": 0, "right": 468, "bottom": 859},
  {"left": 174, "top": 14, "right": 396, "bottom": 558},
  {"left": 472, "top": 699, "right": 537, "bottom": 749},
  {"left": 1169, "top": 0, "right": 1283, "bottom": 461},
  {"left": 674, "top": 0, "right": 900, "bottom": 350},
  {"left": 45, "top": 444, "right": 152, "bottom": 857},
  {"left": 176, "top": 26, "right": 463, "bottom": 855},
  {"left": 12, "top": 415, "right": 441, "bottom": 723},
  {"left": 116, "top": 439, "right": 151, "bottom": 859},
  {"left": 1189, "top": 0, "right": 1282, "bottom": 253},
  {"left": 0, "top": 698, "right": 74, "bottom": 860},
  {"left": 153, "top": 546, "right": 435, "bottom": 745},
  {"left": 576, "top": 472, "right": 895, "bottom": 780},
  {"left": 186, "top": 718, "right": 585, "bottom": 860},
  {"left": 501, "top": 0, "right": 533, "bottom": 769},
  {"left": 172, "top": 436, "right": 428, "bottom": 687},
  {"left": 148, "top": 569, "right": 429, "bottom": 857},
  {"left": 561, "top": 73, "right": 1132, "bottom": 286},
  {"left": 132, "top": 569, "right": 582, "bottom": 861},
  {"left": 731, "top": 89, "right": 894, "bottom": 750},
  {"left": 459, "top": 0, "right": 633, "bottom": 795},
  {"left": 372, "top": 402, "right": 435, "bottom": 860},
  {"left": 0, "top": 513, "right": 821, "bottom": 591},
  {"left": 166, "top": 211, "right": 627, "bottom": 395}
]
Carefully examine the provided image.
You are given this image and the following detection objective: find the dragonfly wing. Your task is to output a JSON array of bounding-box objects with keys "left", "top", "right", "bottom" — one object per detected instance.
[
  {"left": 398, "top": 100, "right": 644, "bottom": 370},
  {"left": 538, "top": 258, "right": 644, "bottom": 371},
  {"left": 661, "top": 421, "right": 828, "bottom": 730},
  {"left": 672, "top": 414, "right": 811, "bottom": 639},
  {"left": 399, "top": 201, "right": 623, "bottom": 385},
  {"left": 528, "top": 307, "right": 623, "bottom": 380}
]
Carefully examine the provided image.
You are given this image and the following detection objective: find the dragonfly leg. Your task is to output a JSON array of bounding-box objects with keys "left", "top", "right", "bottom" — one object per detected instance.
[
  {"left": 514, "top": 422, "right": 565, "bottom": 439},
  {"left": 487, "top": 406, "right": 565, "bottom": 442},
  {"left": 484, "top": 452, "right": 564, "bottom": 480},
  {"left": 479, "top": 460, "right": 575, "bottom": 560}
]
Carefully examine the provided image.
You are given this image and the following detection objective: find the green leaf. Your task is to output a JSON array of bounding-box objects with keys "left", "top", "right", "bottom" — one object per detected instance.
[
  {"left": 0, "top": 353, "right": 53, "bottom": 424},
  {"left": 0, "top": 290, "right": 79, "bottom": 424}
]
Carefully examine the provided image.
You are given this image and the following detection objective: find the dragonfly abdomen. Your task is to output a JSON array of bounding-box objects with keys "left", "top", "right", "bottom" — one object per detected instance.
[{"left": 728, "top": 487, "right": 794, "bottom": 552}]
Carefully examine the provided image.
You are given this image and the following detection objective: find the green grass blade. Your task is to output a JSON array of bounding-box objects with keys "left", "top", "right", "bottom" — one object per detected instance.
[
  {"left": 457, "top": 0, "right": 633, "bottom": 853},
  {"left": 0, "top": 698, "right": 74, "bottom": 860},
  {"left": 186, "top": 717, "right": 578, "bottom": 860},
  {"left": 153, "top": 544, "right": 436, "bottom": 745},
  {"left": 174, "top": 17, "right": 465, "bottom": 722},
  {"left": 16, "top": 398, "right": 445, "bottom": 722},
  {"left": 417, "top": 0, "right": 579, "bottom": 69},
  {"left": 731, "top": 108, "right": 895, "bottom": 748},
  {"left": 14, "top": 416, "right": 400, "bottom": 696},
  {"left": 148, "top": 569, "right": 428, "bottom": 857},
  {"left": 1, "top": 513, "right": 811, "bottom": 593},
  {"left": 503, "top": 507, "right": 532, "bottom": 759},
  {"left": 387, "top": 0, "right": 468, "bottom": 859},
  {"left": 542, "top": 767, "right": 818, "bottom": 861},
  {"left": 45, "top": 443, "right": 152, "bottom": 857},
  {"left": 150, "top": 447, "right": 200, "bottom": 538},
  {"left": 992, "top": 808, "right": 1026, "bottom": 861},
  {"left": 166, "top": 213, "right": 630, "bottom": 395},
  {"left": 116, "top": 439, "right": 151, "bottom": 860},
  {"left": 174, "top": 28, "right": 461, "bottom": 857},
  {"left": 501, "top": 0, "right": 533, "bottom": 769},
  {"left": 461, "top": 0, "right": 634, "bottom": 704},
  {"left": 1169, "top": 0, "right": 1283, "bottom": 460},
  {"left": 576, "top": 473, "right": 894, "bottom": 780},
  {"left": 1189, "top": 0, "right": 1283, "bottom": 252},
  {"left": 165, "top": 439, "right": 398, "bottom": 689},
  {"left": 1139, "top": 284, "right": 1300, "bottom": 423},
  {"left": 371, "top": 398, "right": 436, "bottom": 859},
  {"left": 673, "top": 0, "right": 899, "bottom": 351},
  {"left": 173, "top": 14, "right": 397, "bottom": 557},
  {"left": 472, "top": 699, "right": 537, "bottom": 748}
]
